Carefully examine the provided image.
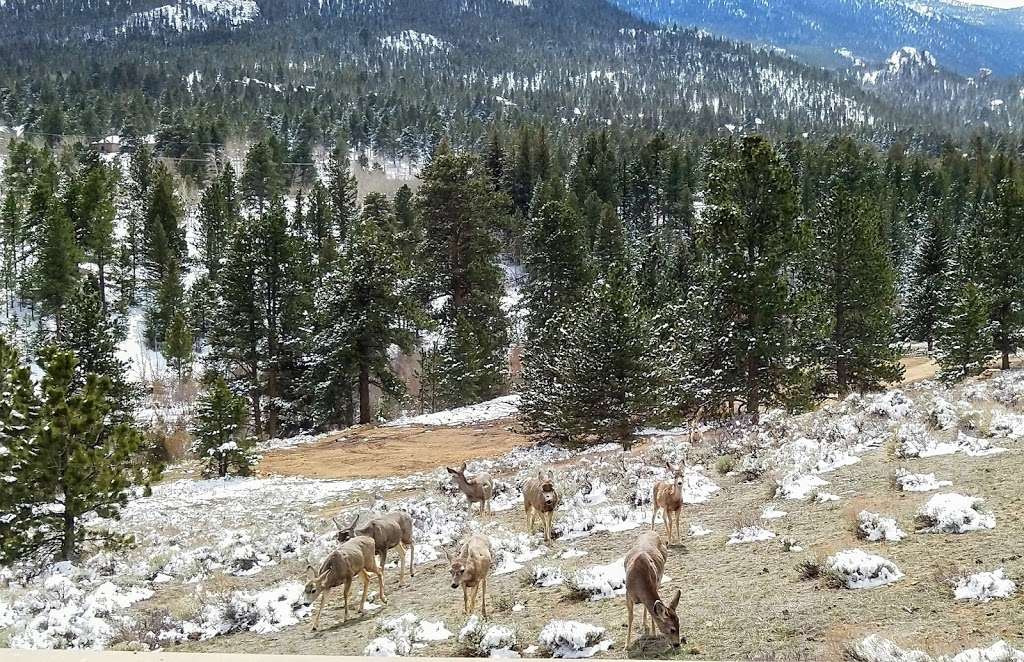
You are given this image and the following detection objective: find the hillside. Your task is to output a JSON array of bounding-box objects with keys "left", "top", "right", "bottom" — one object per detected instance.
[{"left": 613, "top": 0, "right": 1024, "bottom": 76}]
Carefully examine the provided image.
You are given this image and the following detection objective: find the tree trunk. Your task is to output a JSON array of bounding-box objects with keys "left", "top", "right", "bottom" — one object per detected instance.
[
  {"left": 836, "top": 356, "right": 849, "bottom": 397},
  {"left": 265, "top": 365, "right": 278, "bottom": 438},
  {"left": 358, "top": 362, "right": 371, "bottom": 425},
  {"left": 61, "top": 509, "right": 76, "bottom": 562},
  {"left": 97, "top": 255, "right": 106, "bottom": 311},
  {"left": 747, "top": 353, "right": 760, "bottom": 425}
]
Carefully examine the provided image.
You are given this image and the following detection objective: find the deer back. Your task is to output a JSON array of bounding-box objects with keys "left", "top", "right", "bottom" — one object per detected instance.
[
  {"left": 625, "top": 531, "right": 668, "bottom": 596},
  {"left": 378, "top": 511, "right": 414, "bottom": 546},
  {"left": 462, "top": 533, "right": 493, "bottom": 581}
]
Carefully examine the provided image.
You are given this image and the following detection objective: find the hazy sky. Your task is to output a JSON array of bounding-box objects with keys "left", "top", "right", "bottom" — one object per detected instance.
[{"left": 955, "top": 0, "right": 1024, "bottom": 7}]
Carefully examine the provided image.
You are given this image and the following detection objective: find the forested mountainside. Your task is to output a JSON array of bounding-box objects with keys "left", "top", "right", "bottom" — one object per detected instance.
[
  {"left": 613, "top": 0, "right": 1024, "bottom": 76},
  {"left": 0, "top": 0, "right": 1022, "bottom": 166}
]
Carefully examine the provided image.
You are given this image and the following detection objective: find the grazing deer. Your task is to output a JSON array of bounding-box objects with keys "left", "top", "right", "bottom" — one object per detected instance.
[
  {"left": 336, "top": 511, "right": 415, "bottom": 599},
  {"left": 445, "top": 533, "right": 493, "bottom": 618},
  {"left": 301, "top": 535, "right": 385, "bottom": 631},
  {"left": 523, "top": 470, "right": 560, "bottom": 542},
  {"left": 446, "top": 462, "right": 494, "bottom": 516},
  {"left": 624, "top": 531, "right": 683, "bottom": 648},
  {"left": 652, "top": 462, "right": 686, "bottom": 543}
]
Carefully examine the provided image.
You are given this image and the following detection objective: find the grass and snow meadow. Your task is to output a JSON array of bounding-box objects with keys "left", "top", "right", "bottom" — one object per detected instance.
[{"left": 2, "top": 371, "right": 1024, "bottom": 658}]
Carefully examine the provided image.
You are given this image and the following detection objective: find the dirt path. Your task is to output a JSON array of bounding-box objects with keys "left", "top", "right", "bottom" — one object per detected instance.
[{"left": 259, "top": 421, "right": 530, "bottom": 479}]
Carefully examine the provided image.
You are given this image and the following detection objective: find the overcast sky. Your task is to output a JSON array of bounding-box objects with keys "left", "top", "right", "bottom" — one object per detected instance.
[{"left": 955, "top": 0, "right": 1024, "bottom": 7}]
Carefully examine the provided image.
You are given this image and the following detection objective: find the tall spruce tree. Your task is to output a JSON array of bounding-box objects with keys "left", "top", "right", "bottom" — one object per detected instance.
[
  {"left": 814, "top": 139, "right": 904, "bottom": 394},
  {"left": 695, "top": 136, "right": 815, "bottom": 421},
  {"left": 903, "top": 216, "right": 952, "bottom": 352},
  {"left": 416, "top": 145, "right": 510, "bottom": 407},
  {"left": 936, "top": 272, "right": 995, "bottom": 383},
  {"left": 977, "top": 177, "right": 1024, "bottom": 369}
]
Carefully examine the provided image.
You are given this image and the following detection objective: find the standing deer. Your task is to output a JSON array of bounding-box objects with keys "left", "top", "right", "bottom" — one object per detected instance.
[
  {"left": 523, "top": 470, "right": 560, "bottom": 542},
  {"left": 652, "top": 462, "right": 686, "bottom": 543},
  {"left": 445, "top": 533, "right": 493, "bottom": 618},
  {"left": 624, "top": 531, "right": 683, "bottom": 648},
  {"left": 336, "top": 511, "right": 415, "bottom": 600},
  {"left": 301, "top": 535, "right": 384, "bottom": 631},
  {"left": 446, "top": 462, "right": 494, "bottom": 516}
]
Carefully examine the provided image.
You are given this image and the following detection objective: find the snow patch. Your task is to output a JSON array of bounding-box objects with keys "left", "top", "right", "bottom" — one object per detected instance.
[{"left": 826, "top": 549, "right": 903, "bottom": 589}]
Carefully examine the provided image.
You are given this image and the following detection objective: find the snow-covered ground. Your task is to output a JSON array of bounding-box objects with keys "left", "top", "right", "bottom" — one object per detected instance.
[{"left": 4, "top": 370, "right": 1024, "bottom": 656}]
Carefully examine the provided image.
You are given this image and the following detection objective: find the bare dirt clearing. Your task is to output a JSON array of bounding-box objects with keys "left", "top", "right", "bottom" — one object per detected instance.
[{"left": 259, "top": 421, "right": 531, "bottom": 479}]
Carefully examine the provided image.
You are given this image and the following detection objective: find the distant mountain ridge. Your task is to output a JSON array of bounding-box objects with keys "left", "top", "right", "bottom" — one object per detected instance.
[{"left": 611, "top": 0, "right": 1024, "bottom": 76}]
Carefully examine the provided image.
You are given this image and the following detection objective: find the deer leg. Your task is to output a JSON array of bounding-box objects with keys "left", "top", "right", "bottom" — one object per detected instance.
[
  {"left": 675, "top": 510, "right": 682, "bottom": 543},
  {"left": 462, "top": 584, "right": 469, "bottom": 614},
  {"left": 342, "top": 579, "right": 352, "bottom": 622},
  {"left": 481, "top": 575, "right": 488, "bottom": 618},
  {"left": 377, "top": 550, "right": 388, "bottom": 602},
  {"left": 397, "top": 543, "right": 407, "bottom": 586},
  {"left": 409, "top": 538, "right": 415, "bottom": 578},
  {"left": 526, "top": 506, "right": 534, "bottom": 534},
  {"left": 626, "top": 598, "right": 635, "bottom": 648},
  {"left": 468, "top": 584, "right": 478, "bottom": 616},
  {"left": 651, "top": 503, "right": 658, "bottom": 529},
  {"left": 358, "top": 570, "right": 370, "bottom": 613},
  {"left": 546, "top": 511, "right": 554, "bottom": 543},
  {"left": 313, "top": 587, "right": 330, "bottom": 631}
]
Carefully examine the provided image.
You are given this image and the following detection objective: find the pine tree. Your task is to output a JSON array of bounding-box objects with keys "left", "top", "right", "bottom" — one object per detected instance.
[
  {"left": 0, "top": 336, "right": 41, "bottom": 564},
  {"left": 814, "top": 139, "right": 904, "bottom": 394},
  {"left": 695, "top": 136, "right": 815, "bottom": 421},
  {"left": 903, "top": 216, "right": 952, "bottom": 352},
  {"left": 73, "top": 162, "right": 118, "bottom": 308},
  {"left": 416, "top": 146, "right": 510, "bottom": 406},
  {"left": 326, "top": 147, "right": 358, "bottom": 244},
  {"left": 536, "top": 258, "right": 657, "bottom": 446},
  {"left": 240, "top": 141, "right": 284, "bottom": 214},
  {"left": 309, "top": 193, "right": 425, "bottom": 424},
  {"left": 53, "top": 278, "right": 140, "bottom": 425},
  {"left": 36, "top": 196, "right": 81, "bottom": 331},
  {"left": 936, "top": 274, "right": 995, "bottom": 383},
  {"left": 165, "top": 310, "right": 194, "bottom": 380},
  {"left": 197, "top": 163, "right": 239, "bottom": 284},
  {"left": 1, "top": 345, "right": 153, "bottom": 563},
  {"left": 520, "top": 199, "right": 592, "bottom": 427},
  {"left": 1, "top": 191, "right": 22, "bottom": 315},
  {"left": 977, "top": 177, "right": 1024, "bottom": 369},
  {"left": 209, "top": 223, "right": 265, "bottom": 435},
  {"left": 190, "top": 375, "right": 259, "bottom": 478}
]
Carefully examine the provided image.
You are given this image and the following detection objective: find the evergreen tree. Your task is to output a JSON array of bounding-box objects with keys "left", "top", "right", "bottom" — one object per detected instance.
[
  {"left": 190, "top": 375, "right": 258, "bottom": 478},
  {"left": 814, "top": 139, "right": 904, "bottom": 394},
  {"left": 209, "top": 224, "right": 265, "bottom": 435},
  {"left": 694, "top": 136, "right": 815, "bottom": 421},
  {"left": 1, "top": 345, "right": 153, "bottom": 563},
  {"left": 0, "top": 336, "right": 41, "bottom": 564},
  {"left": 53, "top": 278, "right": 140, "bottom": 424},
  {"left": 326, "top": 151, "right": 359, "bottom": 245},
  {"left": 197, "top": 164, "right": 239, "bottom": 284},
  {"left": 73, "top": 162, "right": 118, "bottom": 308},
  {"left": 36, "top": 197, "right": 80, "bottom": 331},
  {"left": 240, "top": 141, "right": 283, "bottom": 214},
  {"left": 165, "top": 310, "right": 194, "bottom": 380},
  {"left": 903, "top": 216, "right": 952, "bottom": 352},
  {"left": 416, "top": 146, "right": 510, "bottom": 406},
  {"left": 936, "top": 274, "right": 994, "bottom": 383},
  {"left": 309, "top": 193, "right": 425, "bottom": 424},
  {"left": 977, "top": 177, "right": 1024, "bottom": 369}
]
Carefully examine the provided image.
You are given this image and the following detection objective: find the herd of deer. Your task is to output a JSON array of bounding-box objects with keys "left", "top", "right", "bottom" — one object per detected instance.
[{"left": 300, "top": 460, "right": 687, "bottom": 649}]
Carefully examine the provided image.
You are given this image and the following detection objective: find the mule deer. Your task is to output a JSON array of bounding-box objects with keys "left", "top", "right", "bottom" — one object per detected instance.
[
  {"left": 446, "top": 462, "right": 494, "bottom": 516},
  {"left": 336, "top": 511, "right": 415, "bottom": 599},
  {"left": 624, "top": 531, "right": 683, "bottom": 648},
  {"left": 523, "top": 470, "right": 559, "bottom": 542},
  {"left": 301, "top": 535, "right": 384, "bottom": 630},
  {"left": 652, "top": 462, "right": 686, "bottom": 543},
  {"left": 445, "top": 533, "right": 492, "bottom": 618}
]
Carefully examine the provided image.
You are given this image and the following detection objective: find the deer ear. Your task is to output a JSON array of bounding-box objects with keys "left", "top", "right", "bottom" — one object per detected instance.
[
  {"left": 305, "top": 564, "right": 315, "bottom": 577},
  {"left": 460, "top": 461, "right": 468, "bottom": 472},
  {"left": 669, "top": 589, "right": 681, "bottom": 610},
  {"left": 443, "top": 547, "right": 453, "bottom": 562},
  {"left": 665, "top": 461, "right": 673, "bottom": 472},
  {"left": 653, "top": 599, "right": 668, "bottom": 618},
  {"left": 446, "top": 467, "right": 457, "bottom": 475}
]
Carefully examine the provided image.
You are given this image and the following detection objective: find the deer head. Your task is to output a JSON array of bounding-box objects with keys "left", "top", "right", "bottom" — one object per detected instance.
[
  {"left": 443, "top": 547, "right": 470, "bottom": 589},
  {"left": 665, "top": 462, "right": 685, "bottom": 492},
  {"left": 334, "top": 515, "right": 359, "bottom": 543},
  {"left": 650, "top": 589, "right": 683, "bottom": 647},
  {"left": 301, "top": 564, "right": 325, "bottom": 605},
  {"left": 538, "top": 470, "right": 558, "bottom": 508}
]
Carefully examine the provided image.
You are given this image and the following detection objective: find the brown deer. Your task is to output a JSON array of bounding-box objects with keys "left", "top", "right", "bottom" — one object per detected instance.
[
  {"left": 523, "top": 470, "right": 560, "bottom": 542},
  {"left": 336, "top": 511, "right": 415, "bottom": 599},
  {"left": 301, "top": 535, "right": 385, "bottom": 631},
  {"left": 445, "top": 533, "right": 492, "bottom": 618},
  {"left": 652, "top": 462, "right": 686, "bottom": 543},
  {"left": 624, "top": 531, "right": 683, "bottom": 648},
  {"left": 446, "top": 462, "right": 494, "bottom": 516}
]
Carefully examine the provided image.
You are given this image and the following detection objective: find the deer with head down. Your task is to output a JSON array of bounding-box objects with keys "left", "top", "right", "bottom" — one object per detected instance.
[
  {"left": 301, "top": 535, "right": 385, "bottom": 631},
  {"left": 652, "top": 461, "right": 686, "bottom": 543},
  {"left": 523, "top": 470, "right": 559, "bottom": 542},
  {"left": 624, "top": 530, "right": 683, "bottom": 649},
  {"left": 336, "top": 511, "right": 415, "bottom": 600},
  {"left": 445, "top": 532, "right": 492, "bottom": 618},
  {"left": 446, "top": 462, "right": 493, "bottom": 516}
]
